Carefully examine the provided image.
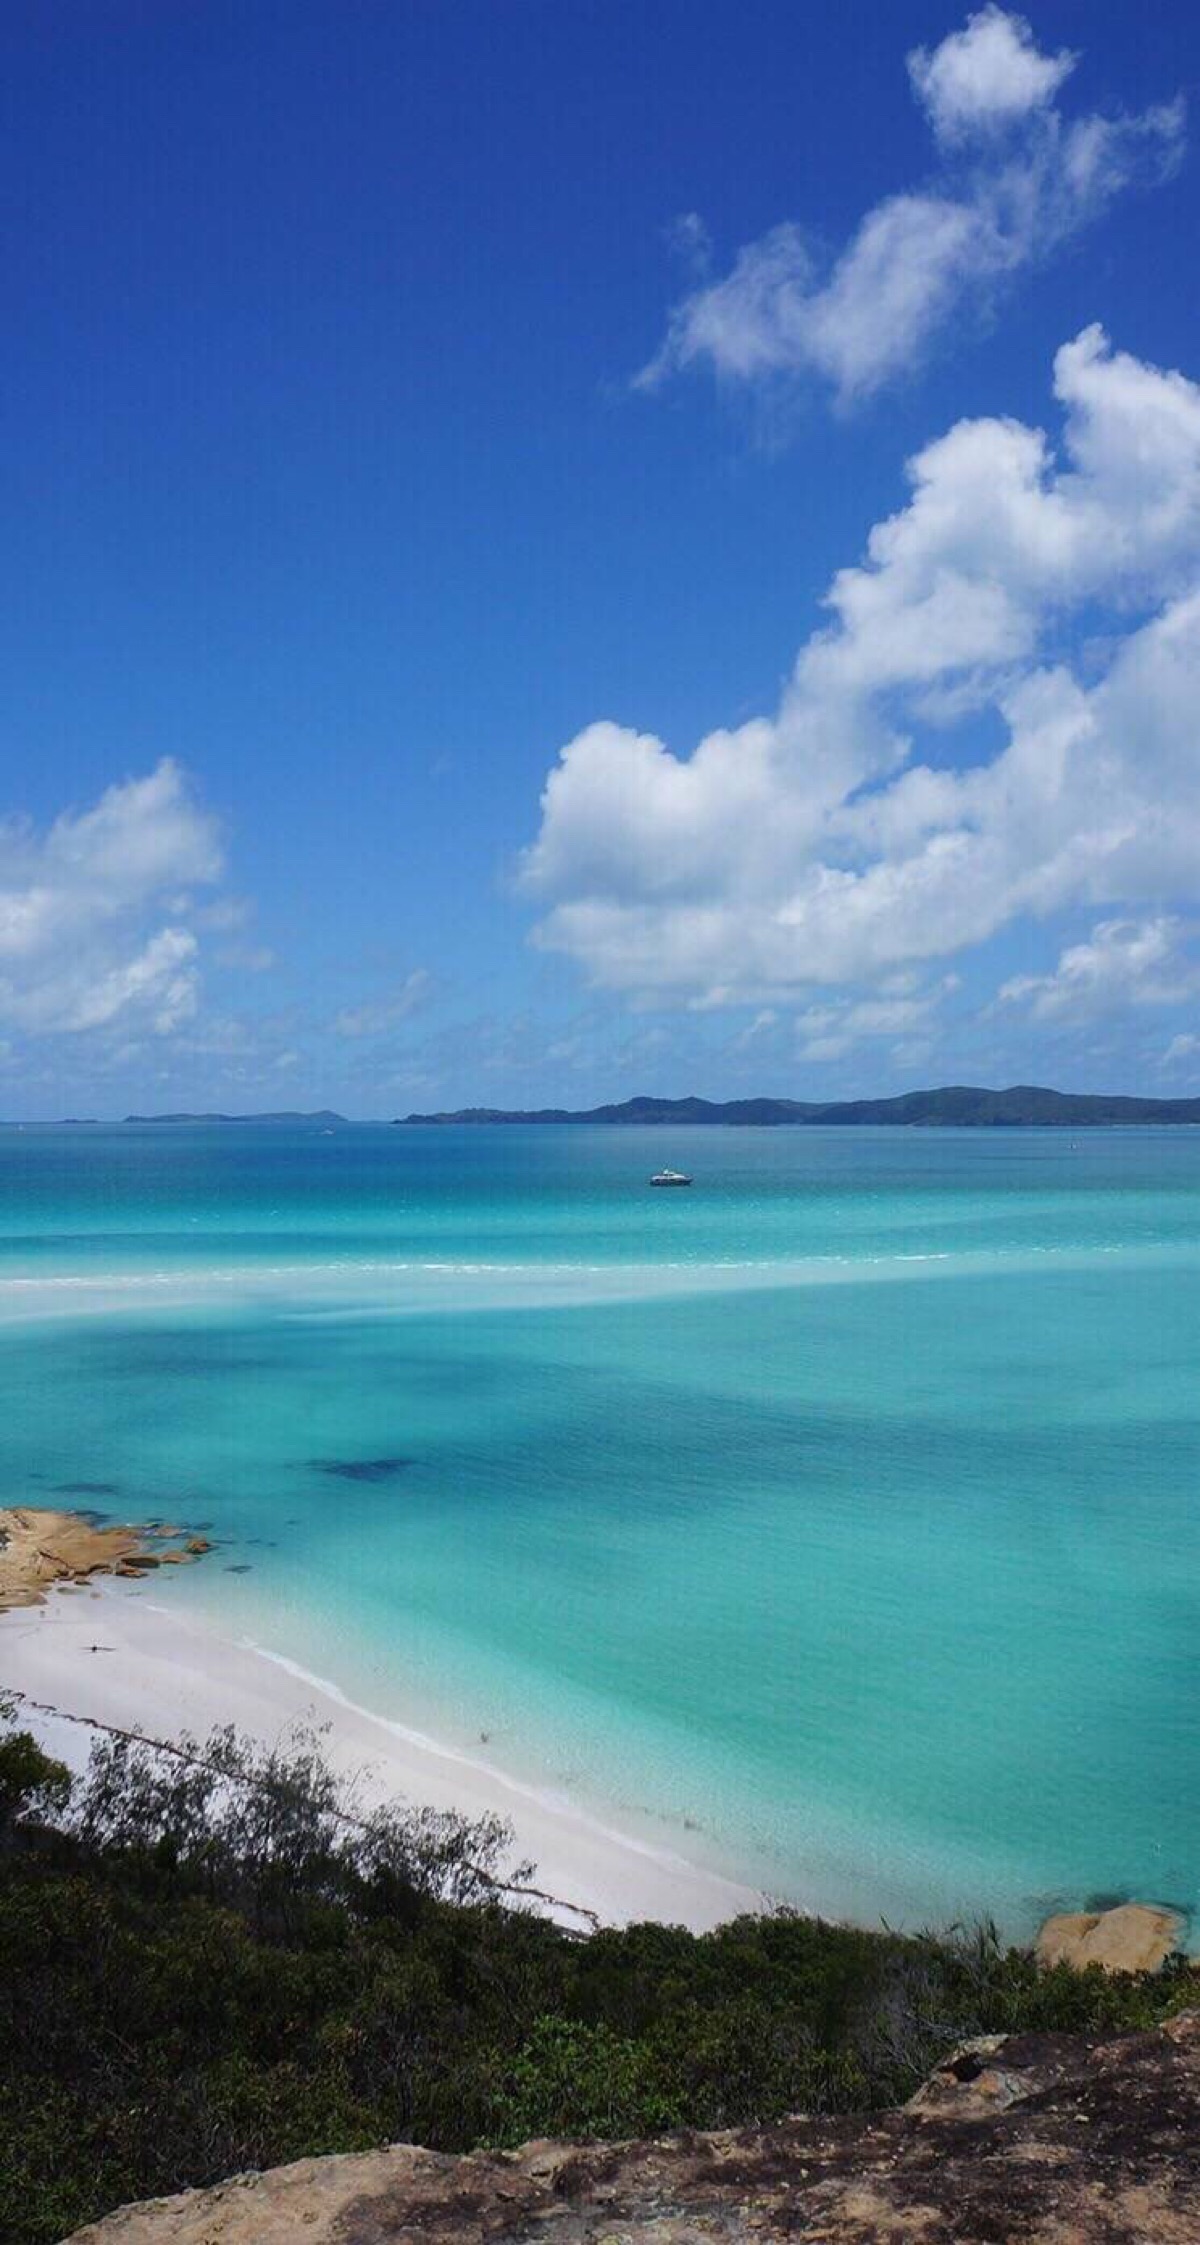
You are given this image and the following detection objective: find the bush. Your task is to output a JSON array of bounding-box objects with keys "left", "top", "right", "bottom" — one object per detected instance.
[
  {"left": 0, "top": 1724, "right": 71, "bottom": 1843},
  {"left": 0, "top": 1699, "right": 1190, "bottom": 2245}
]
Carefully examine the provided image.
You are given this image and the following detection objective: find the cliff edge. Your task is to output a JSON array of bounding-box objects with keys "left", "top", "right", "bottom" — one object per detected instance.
[{"left": 65, "top": 2013, "right": 1200, "bottom": 2244}]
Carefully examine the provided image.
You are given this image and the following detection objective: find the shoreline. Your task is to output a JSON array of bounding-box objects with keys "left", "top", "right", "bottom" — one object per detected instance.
[
  {"left": 1, "top": 1569, "right": 1191, "bottom": 1970},
  {"left": 0, "top": 1576, "right": 763, "bottom": 1933}
]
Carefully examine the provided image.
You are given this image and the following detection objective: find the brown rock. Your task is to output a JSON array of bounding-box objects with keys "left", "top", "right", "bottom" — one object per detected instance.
[
  {"left": 1034, "top": 1908, "right": 1097, "bottom": 1963},
  {"left": 0, "top": 1506, "right": 215, "bottom": 1608},
  {"left": 1037, "top": 1901, "right": 1184, "bottom": 1974},
  {"left": 61, "top": 2015, "right": 1200, "bottom": 2244}
]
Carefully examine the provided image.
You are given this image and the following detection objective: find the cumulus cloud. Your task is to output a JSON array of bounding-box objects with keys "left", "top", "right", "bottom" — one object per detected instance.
[
  {"left": 794, "top": 985, "right": 953, "bottom": 1064},
  {"left": 639, "top": 10, "right": 1183, "bottom": 406},
  {"left": 908, "top": 6, "right": 1074, "bottom": 143},
  {"left": 0, "top": 760, "right": 223, "bottom": 1038},
  {"left": 523, "top": 331, "right": 1200, "bottom": 1029},
  {"left": 332, "top": 968, "right": 434, "bottom": 1038},
  {"left": 997, "top": 918, "right": 1200, "bottom": 1023}
]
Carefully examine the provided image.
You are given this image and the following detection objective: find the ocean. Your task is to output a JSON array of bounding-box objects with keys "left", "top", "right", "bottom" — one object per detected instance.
[{"left": 1, "top": 1119, "right": 1197, "bottom": 1937}]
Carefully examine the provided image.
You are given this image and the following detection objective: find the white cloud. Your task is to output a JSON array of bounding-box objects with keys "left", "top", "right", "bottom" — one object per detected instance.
[
  {"left": 59, "top": 928, "right": 201, "bottom": 1035},
  {"left": 639, "top": 11, "right": 1182, "bottom": 405},
  {"left": 908, "top": 6, "right": 1074, "bottom": 143},
  {"left": 795, "top": 988, "right": 949, "bottom": 1063},
  {"left": 524, "top": 332, "right": 1200, "bottom": 1015},
  {"left": 997, "top": 918, "right": 1199, "bottom": 1023},
  {"left": 1162, "top": 1032, "right": 1200, "bottom": 1070},
  {"left": 729, "top": 1007, "right": 779, "bottom": 1054},
  {"left": 664, "top": 210, "right": 712, "bottom": 276},
  {"left": 0, "top": 760, "right": 223, "bottom": 1039},
  {"left": 216, "top": 942, "right": 277, "bottom": 973},
  {"left": 332, "top": 968, "right": 434, "bottom": 1038},
  {"left": 196, "top": 895, "right": 254, "bottom": 933}
]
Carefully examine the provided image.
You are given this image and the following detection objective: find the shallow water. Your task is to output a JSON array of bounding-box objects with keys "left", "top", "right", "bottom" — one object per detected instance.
[{"left": 1, "top": 1120, "right": 1198, "bottom": 1934}]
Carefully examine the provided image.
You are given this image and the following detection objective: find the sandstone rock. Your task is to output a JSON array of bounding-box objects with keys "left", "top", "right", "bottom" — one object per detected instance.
[
  {"left": 62, "top": 2014, "right": 1200, "bottom": 2244},
  {"left": 1037, "top": 1900, "right": 1184, "bottom": 1974},
  {"left": 1035, "top": 1907, "right": 1095, "bottom": 1962},
  {"left": 0, "top": 1506, "right": 214, "bottom": 1609}
]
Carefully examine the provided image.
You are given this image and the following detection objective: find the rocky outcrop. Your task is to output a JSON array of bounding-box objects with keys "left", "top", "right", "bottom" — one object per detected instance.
[
  {"left": 1036, "top": 1900, "right": 1184, "bottom": 1974},
  {"left": 0, "top": 1507, "right": 210, "bottom": 1610},
  {"left": 65, "top": 2013, "right": 1200, "bottom": 2244}
]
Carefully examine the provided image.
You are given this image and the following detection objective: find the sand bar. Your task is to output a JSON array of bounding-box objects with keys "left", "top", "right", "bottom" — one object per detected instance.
[{"left": 0, "top": 1572, "right": 763, "bottom": 1932}]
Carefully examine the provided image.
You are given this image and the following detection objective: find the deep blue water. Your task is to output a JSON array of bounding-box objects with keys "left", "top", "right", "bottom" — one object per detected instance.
[{"left": 1, "top": 1121, "right": 1197, "bottom": 1935}]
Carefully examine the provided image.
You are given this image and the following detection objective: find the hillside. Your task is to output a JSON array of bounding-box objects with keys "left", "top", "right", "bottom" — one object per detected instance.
[
  {"left": 396, "top": 1085, "right": 1200, "bottom": 1126},
  {"left": 65, "top": 2017, "right": 1200, "bottom": 2245},
  {"left": 3, "top": 1705, "right": 1195, "bottom": 2243}
]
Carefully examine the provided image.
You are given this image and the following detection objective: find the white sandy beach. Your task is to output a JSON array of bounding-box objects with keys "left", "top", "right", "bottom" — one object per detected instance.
[{"left": 0, "top": 1578, "right": 762, "bottom": 1933}]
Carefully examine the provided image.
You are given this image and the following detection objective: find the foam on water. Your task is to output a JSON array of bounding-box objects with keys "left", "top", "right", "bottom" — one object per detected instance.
[{"left": 0, "top": 1237, "right": 1188, "bottom": 1329}]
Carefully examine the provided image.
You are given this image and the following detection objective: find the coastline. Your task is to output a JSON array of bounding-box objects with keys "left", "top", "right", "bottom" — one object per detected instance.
[{"left": 0, "top": 1577, "right": 763, "bottom": 1933}]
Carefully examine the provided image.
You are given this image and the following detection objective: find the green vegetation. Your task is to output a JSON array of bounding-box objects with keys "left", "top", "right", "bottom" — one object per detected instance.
[
  {"left": 396, "top": 1084, "right": 1200, "bottom": 1126},
  {"left": 0, "top": 1698, "right": 1192, "bottom": 2245}
]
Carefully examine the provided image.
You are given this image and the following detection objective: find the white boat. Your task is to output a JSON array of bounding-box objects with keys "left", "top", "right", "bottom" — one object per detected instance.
[{"left": 650, "top": 1167, "right": 692, "bottom": 1187}]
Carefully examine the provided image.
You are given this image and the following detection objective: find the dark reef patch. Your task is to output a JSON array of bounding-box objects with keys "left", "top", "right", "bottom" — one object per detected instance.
[
  {"left": 54, "top": 1482, "right": 120, "bottom": 1497},
  {"left": 313, "top": 1456, "right": 414, "bottom": 1483}
]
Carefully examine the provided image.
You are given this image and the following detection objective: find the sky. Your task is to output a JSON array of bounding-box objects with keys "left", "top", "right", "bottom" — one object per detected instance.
[{"left": 2, "top": 0, "right": 1199, "bottom": 1117}]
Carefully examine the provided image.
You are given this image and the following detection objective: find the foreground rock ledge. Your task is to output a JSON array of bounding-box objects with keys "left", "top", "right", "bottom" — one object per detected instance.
[{"left": 65, "top": 2013, "right": 1200, "bottom": 2244}]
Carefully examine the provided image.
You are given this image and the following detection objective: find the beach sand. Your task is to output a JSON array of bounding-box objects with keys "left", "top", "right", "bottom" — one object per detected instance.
[{"left": 0, "top": 1576, "right": 762, "bottom": 1933}]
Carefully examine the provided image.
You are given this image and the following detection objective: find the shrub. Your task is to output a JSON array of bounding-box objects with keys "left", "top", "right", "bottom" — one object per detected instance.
[{"left": 0, "top": 1698, "right": 1191, "bottom": 2245}]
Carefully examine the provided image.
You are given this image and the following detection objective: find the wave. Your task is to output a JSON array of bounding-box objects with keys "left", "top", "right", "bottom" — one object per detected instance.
[{"left": 239, "top": 1633, "right": 718, "bottom": 1879}]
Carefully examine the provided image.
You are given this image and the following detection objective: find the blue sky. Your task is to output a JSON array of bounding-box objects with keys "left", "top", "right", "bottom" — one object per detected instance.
[{"left": 2, "top": 0, "right": 1199, "bottom": 1116}]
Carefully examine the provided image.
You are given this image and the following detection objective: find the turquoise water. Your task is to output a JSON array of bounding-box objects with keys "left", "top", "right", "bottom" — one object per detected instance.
[{"left": 1, "top": 1121, "right": 1198, "bottom": 1935}]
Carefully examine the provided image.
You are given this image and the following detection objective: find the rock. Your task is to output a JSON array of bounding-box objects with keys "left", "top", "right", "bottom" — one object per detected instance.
[
  {"left": 1035, "top": 1908, "right": 1095, "bottom": 1962},
  {"left": 1037, "top": 1900, "right": 1185, "bottom": 1974},
  {"left": 61, "top": 2014, "right": 1200, "bottom": 2243},
  {"left": 0, "top": 1506, "right": 215, "bottom": 1609},
  {"left": 184, "top": 1537, "right": 212, "bottom": 1555},
  {"left": 905, "top": 2034, "right": 1027, "bottom": 2116}
]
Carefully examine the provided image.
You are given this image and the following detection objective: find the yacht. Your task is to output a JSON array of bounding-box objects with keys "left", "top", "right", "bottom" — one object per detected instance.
[{"left": 650, "top": 1166, "right": 692, "bottom": 1187}]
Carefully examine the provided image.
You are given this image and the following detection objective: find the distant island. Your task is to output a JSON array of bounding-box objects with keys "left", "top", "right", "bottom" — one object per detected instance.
[
  {"left": 120, "top": 1110, "right": 347, "bottom": 1125},
  {"left": 395, "top": 1085, "right": 1200, "bottom": 1127},
  {"left": 9, "top": 1088, "right": 1200, "bottom": 1128}
]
